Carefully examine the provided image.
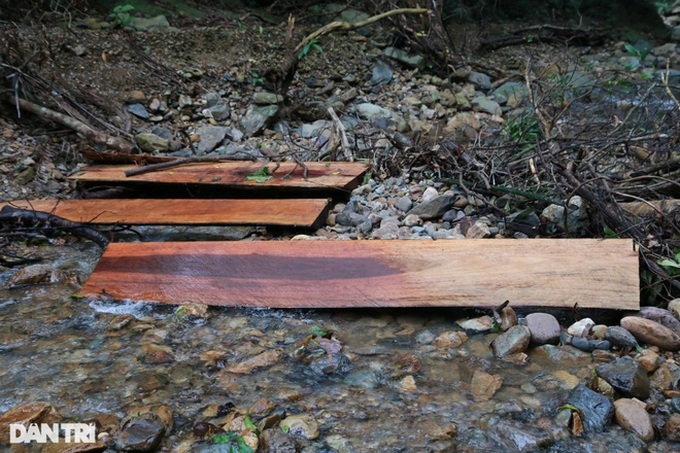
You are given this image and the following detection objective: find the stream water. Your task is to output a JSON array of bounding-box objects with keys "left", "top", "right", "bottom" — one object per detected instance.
[{"left": 1, "top": 241, "right": 676, "bottom": 452}]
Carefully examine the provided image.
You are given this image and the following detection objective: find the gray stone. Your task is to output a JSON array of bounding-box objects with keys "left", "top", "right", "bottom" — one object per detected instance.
[
  {"left": 130, "top": 15, "right": 170, "bottom": 31},
  {"left": 567, "top": 383, "right": 614, "bottom": 433},
  {"left": 614, "top": 398, "right": 654, "bottom": 442},
  {"left": 673, "top": 25, "right": 680, "bottom": 42},
  {"left": 300, "top": 120, "right": 332, "bottom": 138},
  {"left": 383, "top": 46, "right": 424, "bottom": 69},
  {"left": 369, "top": 59, "right": 393, "bottom": 86},
  {"left": 636, "top": 306, "right": 680, "bottom": 333},
  {"left": 127, "top": 103, "right": 150, "bottom": 119},
  {"left": 135, "top": 132, "right": 168, "bottom": 153},
  {"left": 195, "top": 126, "right": 229, "bottom": 153},
  {"left": 394, "top": 195, "right": 413, "bottom": 212},
  {"left": 605, "top": 326, "right": 639, "bottom": 350},
  {"left": 532, "top": 344, "right": 591, "bottom": 367},
  {"left": 621, "top": 316, "right": 680, "bottom": 350},
  {"left": 471, "top": 96, "right": 501, "bottom": 115},
  {"left": 492, "top": 325, "right": 531, "bottom": 358},
  {"left": 253, "top": 92, "right": 284, "bottom": 105},
  {"left": 525, "top": 312, "right": 561, "bottom": 345},
  {"left": 467, "top": 71, "right": 492, "bottom": 90},
  {"left": 240, "top": 105, "right": 278, "bottom": 137},
  {"left": 116, "top": 414, "right": 166, "bottom": 451},
  {"left": 336, "top": 211, "right": 368, "bottom": 227},
  {"left": 668, "top": 298, "right": 680, "bottom": 320},
  {"left": 408, "top": 195, "right": 456, "bottom": 220},
  {"left": 178, "top": 94, "right": 193, "bottom": 108},
  {"left": 540, "top": 196, "right": 586, "bottom": 232},
  {"left": 204, "top": 92, "right": 221, "bottom": 108},
  {"left": 339, "top": 8, "right": 370, "bottom": 24},
  {"left": 354, "top": 103, "right": 394, "bottom": 120},
  {"left": 567, "top": 318, "right": 595, "bottom": 337},
  {"left": 279, "top": 414, "right": 320, "bottom": 440},
  {"left": 456, "top": 315, "right": 494, "bottom": 334},
  {"left": 492, "top": 81, "right": 528, "bottom": 107},
  {"left": 205, "top": 104, "right": 230, "bottom": 121},
  {"left": 259, "top": 428, "right": 299, "bottom": 453},
  {"left": 596, "top": 356, "right": 650, "bottom": 399},
  {"left": 486, "top": 418, "right": 554, "bottom": 451}
]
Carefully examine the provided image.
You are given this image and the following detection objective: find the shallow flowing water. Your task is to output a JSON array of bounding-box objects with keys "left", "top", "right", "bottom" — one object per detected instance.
[{"left": 0, "top": 241, "right": 674, "bottom": 452}]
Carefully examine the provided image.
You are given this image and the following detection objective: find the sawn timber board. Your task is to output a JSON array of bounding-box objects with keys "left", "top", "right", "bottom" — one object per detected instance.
[
  {"left": 0, "top": 199, "right": 330, "bottom": 228},
  {"left": 81, "top": 239, "right": 639, "bottom": 309},
  {"left": 71, "top": 162, "right": 366, "bottom": 192}
]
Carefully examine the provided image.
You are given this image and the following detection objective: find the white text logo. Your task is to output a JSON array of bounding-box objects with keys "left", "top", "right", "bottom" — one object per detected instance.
[{"left": 9, "top": 423, "right": 96, "bottom": 444}]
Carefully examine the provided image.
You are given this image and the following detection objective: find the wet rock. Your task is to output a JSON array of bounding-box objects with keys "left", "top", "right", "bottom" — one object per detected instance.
[
  {"left": 127, "top": 103, "right": 150, "bottom": 119},
  {"left": 0, "top": 402, "right": 58, "bottom": 443},
  {"left": 564, "top": 335, "right": 611, "bottom": 352},
  {"left": 567, "top": 318, "right": 595, "bottom": 337},
  {"left": 665, "top": 413, "right": 680, "bottom": 441},
  {"left": 636, "top": 349, "right": 661, "bottom": 373},
  {"left": 398, "top": 374, "right": 417, "bottom": 393},
  {"left": 142, "top": 343, "right": 175, "bottom": 364},
  {"left": 279, "top": 414, "right": 319, "bottom": 440},
  {"left": 5, "top": 264, "right": 69, "bottom": 287},
  {"left": 116, "top": 413, "right": 166, "bottom": 451},
  {"left": 486, "top": 418, "right": 554, "bottom": 451},
  {"left": 309, "top": 352, "right": 351, "bottom": 376},
  {"left": 592, "top": 376, "right": 616, "bottom": 398},
  {"left": 492, "top": 325, "right": 531, "bottom": 358},
  {"left": 195, "top": 126, "right": 229, "bottom": 153},
  {"left": 258, "top": 428, "right": 298, "bottom": 453},
  {"left": 614, "top": 398, "right": 654, "bottom": 442},
  {"left": 636, "top": 306, "right": 680, "bottom": 333},
  {"left": 533, "top": 344, "right": 590, "bottom": 367},
  {"left": 408, "top": 195, "right": 456, "bottom": 220},
  {"left": 650, "top": 361, "right": 680, "bottom": 390},
  {"left": 135, "top": 132, "right": 169, "bottom": 153},
  {"left": 605, "top": 326, "right": 639, "bottom": 350},
  {"left": 471, "top": 370, "right": 503, "bottom": 401},
  {"left": 456, "top": 315, "right": 494, "bottom": 334},
  {"left": 336, "top": 211, "right": 368, "bottom": 227},
  {"left": 416, "top": 330, "right": 436, "bottom": 344},
  {"left": 433, "top": 331, "right": 468, "bottom": 348},
  {"left": 225, "top": 350, "right": 280, "bottom": 374},
  {"left": 525, "top": 313, "right": 561, "bottom": 345},
  {"left": 41, "top": 440, "right": 107, "bottom": 452},
  {"left": 241, "top": 105, "right": 278, "bottom": 137},
  {"left": 383, "top": 47, "right": 424, "bottom": 69},
  {"left": 567, "top": 383, "right": 614, "bottom": 433},
  {"left": 620, "top": 316, "right": 680, "bottom": 351},
  {"left": 499, "top": 305, "right": 518, "bottom": 331},
  {"left": 596, "top": 356, "right": 650, "bottom": 399}
]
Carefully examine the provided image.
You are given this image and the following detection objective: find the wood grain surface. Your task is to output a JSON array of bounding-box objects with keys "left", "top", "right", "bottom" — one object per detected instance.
[
  {"left": 1, "top": 199, "right": 330, "bottom": 227},
  {"left": 81, "top": 239, "right": 639, "bottom": 309}
]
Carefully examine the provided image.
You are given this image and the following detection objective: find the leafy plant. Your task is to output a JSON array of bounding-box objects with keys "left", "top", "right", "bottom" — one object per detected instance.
[
  {"left": 251, "top": 72, "right": 264, "bottom": 86},
  {"left": 298, "top": 38, "right": 323, "bottom": 60},
  {"left": 658, "top": 251, "right": 680, "bottom": 277},
  {"left": 109, "top": 3, "right": 135, "bottom": 28},
  {"left": 211, "top": 430, "right": 254, "bottom": 453},
  {"left": 623, "top": 42, "right": 650, "bottom": 67},
  {"left": 311, "top": 325, "right": 329, "bottom": 337},
  {"left": 501, "top": 111, "right": 540, "bottom": 154},
  {"left": 245, "top": 166, "right": 272, "bottom": 183}
]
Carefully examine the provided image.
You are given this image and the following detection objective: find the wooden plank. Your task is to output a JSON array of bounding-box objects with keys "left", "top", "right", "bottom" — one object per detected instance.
[
  {"left": 71, "top": 162, "right": 367, "bottom": 191},
  {"left": 0, "top": 199, "right": 330, "bottom": 228},
  {"left": 81, "top": 239, "right": 639, "bottom": 309}
]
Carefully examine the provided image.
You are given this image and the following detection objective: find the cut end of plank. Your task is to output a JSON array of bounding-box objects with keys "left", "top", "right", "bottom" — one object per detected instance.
[{"left": 81, "top": 239, "right": 639, "bottom": 310}]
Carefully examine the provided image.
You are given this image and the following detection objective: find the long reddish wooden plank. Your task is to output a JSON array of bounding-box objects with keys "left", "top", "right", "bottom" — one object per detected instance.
[
  {"left": 71, "top": 162, "right": 366, "bottom": 191},
  {"left": 0, "top": 199, "right": 330, "bottom": 227},
  {"left": 81, "top": 239, "right": 639, "bottom": 309}
]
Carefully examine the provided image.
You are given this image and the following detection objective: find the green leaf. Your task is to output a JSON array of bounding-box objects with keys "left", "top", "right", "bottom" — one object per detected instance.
[
  {"left": 658, "top": 259, "right": 680, "bottom": 269},
  {"left": 311, "top": 325, "right": 329, "bottom": 337},
  {"left": 245, "top": 167, "right": 272, "bottom": 183},
  {"left": 559, "top": 403, "right": 580, "bottom": 413},
  {"left": 211, "top": 431, "right": 254, "bottom": 453},
  {"left": 244, "top": 414, "right": 258, "bottom": 433},
  {"left": 603, "top": 224, "right": 619, "bottom": 238},
  {"left": 281, "top": 425, "right": 290, "bottom": 434}
]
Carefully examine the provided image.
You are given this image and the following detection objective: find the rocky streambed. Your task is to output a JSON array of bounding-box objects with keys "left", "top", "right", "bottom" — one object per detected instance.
[{"left": 2, "top": 243, "right": 680, "bottom": 452}]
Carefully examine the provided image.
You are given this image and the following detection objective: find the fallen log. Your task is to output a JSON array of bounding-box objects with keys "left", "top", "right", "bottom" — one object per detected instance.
[{"left": 0, "top": 205, "right": 109, "bottom": 247}]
